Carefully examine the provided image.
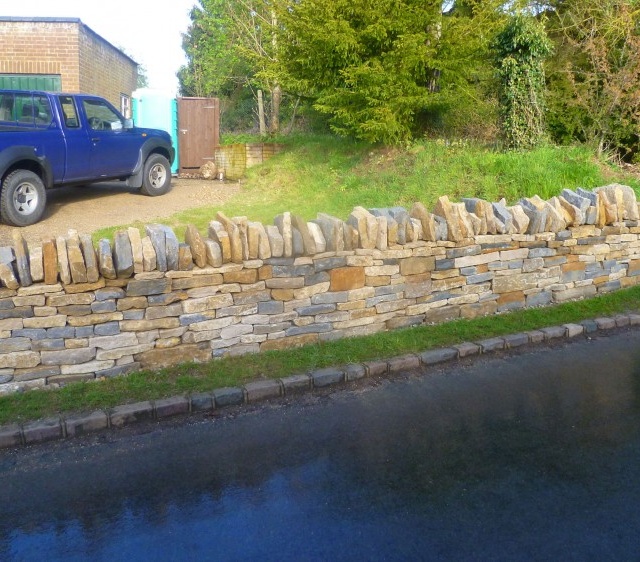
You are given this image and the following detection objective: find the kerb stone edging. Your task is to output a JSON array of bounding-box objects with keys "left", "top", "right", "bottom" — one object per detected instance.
[{"left": 2, "top": 312, "right": 639, "bottom": 450}]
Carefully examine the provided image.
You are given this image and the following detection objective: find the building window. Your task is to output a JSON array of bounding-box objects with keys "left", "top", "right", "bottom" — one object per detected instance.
[{"left": 120, "top": 94, "right": 131, "bottom": 119}]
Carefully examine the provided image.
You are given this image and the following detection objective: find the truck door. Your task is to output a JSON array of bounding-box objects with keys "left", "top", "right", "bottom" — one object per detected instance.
[
  {"left": 81, "top": 98, "right": 140, "bottom": 178},
  {"left": 56, "top": 95, "right": 93, "bottom": 182}
]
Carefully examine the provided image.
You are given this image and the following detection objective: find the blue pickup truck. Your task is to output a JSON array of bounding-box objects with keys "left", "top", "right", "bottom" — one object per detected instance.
[{"left": 0, "top": 90, "right": 175, "bottom": 226}]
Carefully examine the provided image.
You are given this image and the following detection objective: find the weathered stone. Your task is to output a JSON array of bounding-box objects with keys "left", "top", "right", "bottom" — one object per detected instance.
[
  {"left": 231, "top": 216, "right": 249, "bottom": 260},
  {"left": 314, "top": 214, "right": 345, "bottom": 252},
  {"left": 66, "top": 234, "right": 88, "bottom": 284},
  {"left": 126, "top": 277, "right": 171, "bottom": 297},
  {"left": 135, "top": 343, "right": 211, "bottom": 370},
  {"left": 311, "top": 367, "right": 345, "bottom": 387},
  {"left": 145, "top": 224, "right": 168, "bottom": 271},
  {"left": 65, "top": 410, "right": 108, "bottom": 437},
  {"left": 557, "top": 196, "right": 585, "bottom": 227},
  {"left": 204, "top": 239, "right": 223, "bottom": 267},
  {"left": 596, "top": 184, "right": 638, "bottom": 220},
  {"left": 42, "top": 238, "right": 58, "bottom": 284},
  {"left": 112, "top": 230, "right": 134, "bottom": 279},
  {"left": 507, "top": 204, "right": 531, "bottom": 234},
  {"left": 110, "top": 401, "right": 154, "bottom": 427},
  {"left": 292, "top": 215, "right": 317, "bottom": 255},
  {"left": 55, "top": 235, "right": 71, "bottom": 284},
  {"left": 12, "top": 231, "right": 32, "bottom": 287},
  {"left": 307, "top": 222, "right": 327, "bottom": 254},
  {"left": 452, "top": 203, "right": 476, "bottom": 238},
  {"left": 419, "top": 348, "right": 458, "bottom": 365},
  {"left": 292, "top": 228, "right": 304, "bottom": 256},
  {"left": 274, "top": 212, "right": 293, "bottom": 258},
  {"left": 41, "top": 347, "right": 96, "bottom": 365},
  {"left": 246, "top": 222, "right": 261, "bottom": 260},
  {"left": 492, "top": 200, "right": 514, "bottom": 234},
  {"left": 208, "top": 220, "right": 232, "bottom": 263},
  {"left": 330, "top": 267, "right": 365, "bottom": 291},
  {"left": 562, "top": 189, "right": 591, "bottom": 214},
  {"left": 263, "top": 225, "right": 283, "bottom": 257},
  {"left": 123, "top": 227, "right": 144, "bottom": 274},
  {"left": 141, "top": 235, "right": 157, "bottom": 272},
  {"left": 597, "top": 191, "right": 616, "bottom": 226},
  {"left": 0, "top": 262, "right": 19, "bottom": 289},
  {"left": 161, "top": 225, "right": 180, "bottom": 271},
  {"left": 433, "top": 196, "right": 462, "bottom": 242},
  {"left": 22, "top": 417, "right": 62, "bottom": 444},
  {"left": 245, "top": 379, "right": 282, "bottom": 402},
  {"left": 184, "top": 224, "right": 207, "bottom": 268},
  {"left": 26, "top": 243, "right": 43, "bottom": 283},
  {"left": 178, "top": 243, "right": 194, "bottom": 271},
  {"left": 98, "top": 239, "right": 116, "bottom": 279},
  {"left": 78, "top": 234, "right": 99, "bottom": 282}
]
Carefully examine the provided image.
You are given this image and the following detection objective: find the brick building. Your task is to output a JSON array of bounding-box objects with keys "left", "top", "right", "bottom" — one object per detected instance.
[{"left": 0, "top": 17, "right": 138, "bottom": 116}]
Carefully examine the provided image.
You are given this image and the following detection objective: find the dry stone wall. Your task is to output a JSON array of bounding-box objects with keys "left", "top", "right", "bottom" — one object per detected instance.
[{"left": 1, "top": 184, "right": 640, "bottom": 395}]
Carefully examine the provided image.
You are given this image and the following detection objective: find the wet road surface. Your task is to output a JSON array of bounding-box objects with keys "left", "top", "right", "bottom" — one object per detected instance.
[{"left": 2, "top": 330, "right": 640, "bottom": 560}]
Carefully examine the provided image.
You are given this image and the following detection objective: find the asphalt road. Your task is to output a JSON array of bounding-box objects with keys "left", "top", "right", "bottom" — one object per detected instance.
[{"left": 2, "top": 330, "right": 640, "bottom": 561}]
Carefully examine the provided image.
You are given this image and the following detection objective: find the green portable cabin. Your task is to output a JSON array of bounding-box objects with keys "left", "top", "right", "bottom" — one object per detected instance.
[{"left": 132, "top": 88, "right": 179, "bottom": 174}]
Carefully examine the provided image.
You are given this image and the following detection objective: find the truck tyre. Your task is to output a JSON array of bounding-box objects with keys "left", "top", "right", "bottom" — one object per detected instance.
[
  {"left": 0, "top": 170, "right": 47, "bottom": 227},
  {"left": 140, "top": 154, "right": 172, "bottom": 196}
]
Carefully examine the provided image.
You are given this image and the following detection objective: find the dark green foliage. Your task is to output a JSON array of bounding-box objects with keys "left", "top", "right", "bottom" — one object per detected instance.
[{"left": 493, "top": 15, "right": 553, "bottom": 150}]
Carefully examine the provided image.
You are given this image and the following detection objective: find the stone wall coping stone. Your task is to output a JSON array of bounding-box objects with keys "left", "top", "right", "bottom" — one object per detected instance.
[{"left": 1, "top": 315, "right": 639, "bottom": 450}]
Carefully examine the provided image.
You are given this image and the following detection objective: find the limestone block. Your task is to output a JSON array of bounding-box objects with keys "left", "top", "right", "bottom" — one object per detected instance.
[
  {"left": 274, "top": 212, "right": 293, "bottom": 258},
  {"left": 266, "top": 225, "right": 285, "bottom": 257},
  {"left": 162, "top": 225, "right": 180, "bottom": 271},
  {"left": 308, "top": 222, "right": 327, "bottom": 254},
  {"left": 292, "top": 215, "right": 317, "bottom": 255},
  {"left": 204, "top": 239, "right": 223, "bottom": 267},
  {"left": 410, "top": 202, "right": 437, "bottom": 242},
  {"left": 12, "top": 231, "right": 31, "bottom": 287},
  {"left": 178, "top": 243, "right": 194, "bottom": 271},
  {"left": 113, "top": 230, "right": 134, "bottom": 279},
  {"left": 557, "top": 196, "right": 585, "bottom": 227},
  {"left": 375, "top": 215, "right": 388, "bottom": 249},
  {"left": 519, "top": 199, "right": 547, "bottom": 234},
  {"left": 0, "top": 263, "right": 18, "bottom": 289},
  {"left": 42, "top": 238, "right": 58, "bottom": 285},
  {"left": 596, "top": 184, "right": 638, "bottom": 220},
  {"left": 28, "top": 243, "right": 43, "bottom": 283},
  {"left": 314, "top": 214, "right": 345, "bottom": 252},
  {"left": 146, "top": 224, "right": 168, "bottom": 271},
  {"left": 124, "top": 227, "right": 144, "bottom": 274},
  {"left": 434, "top": 196, "right": 462, "bottom": 242},
  {"left": 507, "top": 204, "right": 530, "bottom": 234},
  {"left": 348, "top": 208, "right": 371, "bottom": 249},
  {"left": 232, "top": 216, "right": 250, "bottom": 260},
  {"left": 562, "top": 189, "right": 591, "bottom": 213},
  {"left": 141, "top": 236, "right": 157, "bottom": 272},
  {"left": 184, "top": 224, "right": 207, "bottom": 268},
  {"left": 493, "top": 200, "right": 515, "bottom": 234},
  {"left": 79, "top": 234, "right": 100, "bottom": 283},
  {"left": 66, "top": 234, "right": 88, "bottom": 284},
  {"left": 208, "top": 220, "right": 232, "bottom": 263},
  {"left": 330, "top": 267, "right": 365, "bottom": 291},
  {"left": 56, "top": 236, "right": 71, "bottom": 285}
]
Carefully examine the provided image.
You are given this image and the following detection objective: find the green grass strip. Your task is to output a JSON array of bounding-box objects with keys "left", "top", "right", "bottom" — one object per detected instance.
[{"left": 1, "top": 285, "right": 639, "bottom": 426}]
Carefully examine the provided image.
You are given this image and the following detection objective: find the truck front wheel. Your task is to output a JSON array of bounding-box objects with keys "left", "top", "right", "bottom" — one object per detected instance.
[
  {"left": 140, "top": 154, "right": 172, "bottom": 196},
  {"left": 0, "top": 170, "right": 46, "bottom": 226}
]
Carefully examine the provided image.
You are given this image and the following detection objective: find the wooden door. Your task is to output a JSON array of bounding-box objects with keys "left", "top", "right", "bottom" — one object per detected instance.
[{"left": 177, "top": 97, "right": 220, "bottom": 174}]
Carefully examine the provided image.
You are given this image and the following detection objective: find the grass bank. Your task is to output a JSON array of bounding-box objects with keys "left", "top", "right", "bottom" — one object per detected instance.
[
  {"left": 93, "top": 136, "right": 640, "bottom": 242},
  {"left": 1, "top": 284, "right": 640, "bottom": 426}
]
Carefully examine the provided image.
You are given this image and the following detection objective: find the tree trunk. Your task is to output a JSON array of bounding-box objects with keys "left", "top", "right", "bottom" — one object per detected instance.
[
  {"left": 270, "top": 84, "right": 282, "bottom": 134},
  {"left": 257, "top": 89, "right": 266, "bottom": 135}
]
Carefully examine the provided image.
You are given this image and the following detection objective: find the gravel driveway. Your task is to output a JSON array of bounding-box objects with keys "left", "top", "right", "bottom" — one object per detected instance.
[{"left": 0, "top": 178, "right": 242, "bottom": 246}]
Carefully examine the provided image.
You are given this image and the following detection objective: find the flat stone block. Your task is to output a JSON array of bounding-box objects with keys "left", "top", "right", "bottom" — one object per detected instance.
[
  {"left": 190, "top": 393, "right": 214, "bottom": 412},
  {"left": 213, "top": 387, "right": 244, "bottom": 407},
  {"left": 564, "top": 323, "right": 585, "bottom": 338},
  {"left": 65, "top": 410, "right": 108, "bottom": 437},
  {"left": 614, "top": 314, "right": 630, "bottom": 327},
  {"left": 155, "top": 396, "right": 190, "bottom": 418},
  {"left": 478, "top": 337, "right": 506, "bottom": 353},
  {"left": 281, "top": 374, "right": 311, "bottom": 393},
  {"left": 345, "top": 363, "right": 366, "bottom": 381},
  {"left": 0, "top": 424, "right": 22, "bottom": 448},
  {"left": 527, "top": 330, "right": 545, "bottom": 344},
  {"left": 581, "top": 319, "right": 599, "bottom": 333},
  {"left": 22, "top": 417, "right": 62, "bottom": 444},
  {"left": 595, "top": 317, "right": 616, "bottom": 330},
  {"left": 311, "top": 367, "right": 345, "bottom": 388},
  {"left": 420, "top": 348, "right": 458, "bottom": 365},
  {"left": 503, "top": 333, "right": 530, "bottom": 348},
  {"left": 453, "top": 342, "right": 481, "bottom": 358},
  {"left": 388, "top": 354, "right": 421, "bottom": 373},
  {"left": 629, "top": 314, "right": 640, "bottom": 326},
  {"left": 541, "top": 326, "right": 567, "bottom": 340},
  {"left": 244, "top": 379, "right": 282, "bottom": 402},
  {"left": 109, "top": 401, "right": 154, "bottom": 427},
  {"left": 364, "top": 360, "right": 388, "bottom": 377}
]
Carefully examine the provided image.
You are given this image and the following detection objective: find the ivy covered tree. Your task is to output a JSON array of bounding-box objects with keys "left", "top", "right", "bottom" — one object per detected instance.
[{"left": 493, "top": 14, "right": 553, "bottom": 149}]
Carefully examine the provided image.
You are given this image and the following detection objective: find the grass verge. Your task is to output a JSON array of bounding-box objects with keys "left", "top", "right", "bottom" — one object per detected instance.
[{"left": 1, "top": 285, "right": 639, "bottom": 426}]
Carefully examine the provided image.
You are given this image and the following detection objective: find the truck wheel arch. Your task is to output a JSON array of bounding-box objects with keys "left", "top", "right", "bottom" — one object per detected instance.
[
  {"left": 126, "top": 140, "right": 174, "bottom": 189},
  {"left": 0, "top": 146, "right": 52, "bottom": 188}
]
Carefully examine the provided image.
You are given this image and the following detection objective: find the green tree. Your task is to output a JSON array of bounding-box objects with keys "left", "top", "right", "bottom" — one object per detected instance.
[
  {"left": 493, "top": 14, "right": 553, "bottom": 149},
  {"left": 179, "top": 0, "right": 287, "bottom": 134},
  {"left": 545, "top": 0, "right": 640, "bottom": 159},
  {"left": 279, "top": 0, "right": 506, "bottom": 144}
]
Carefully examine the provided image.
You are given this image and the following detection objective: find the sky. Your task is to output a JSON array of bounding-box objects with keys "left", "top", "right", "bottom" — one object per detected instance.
[{"left": 1, "top": 0, "right": 199, "bottom": 95}]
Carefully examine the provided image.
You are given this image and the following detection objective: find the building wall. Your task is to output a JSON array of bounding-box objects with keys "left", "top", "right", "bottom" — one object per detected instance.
[{"left": 0, "top": 18, "right": 137, "bottom": 107}]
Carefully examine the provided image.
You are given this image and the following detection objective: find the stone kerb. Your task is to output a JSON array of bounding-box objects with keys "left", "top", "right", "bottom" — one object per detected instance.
[{"left": 0, "top": 183, "right": 639, "bottom": 395}]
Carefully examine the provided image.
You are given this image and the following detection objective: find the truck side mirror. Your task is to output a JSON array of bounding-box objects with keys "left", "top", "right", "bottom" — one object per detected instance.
[{"left": 123, "top": 118, "right": 134, "bottom": 130}]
